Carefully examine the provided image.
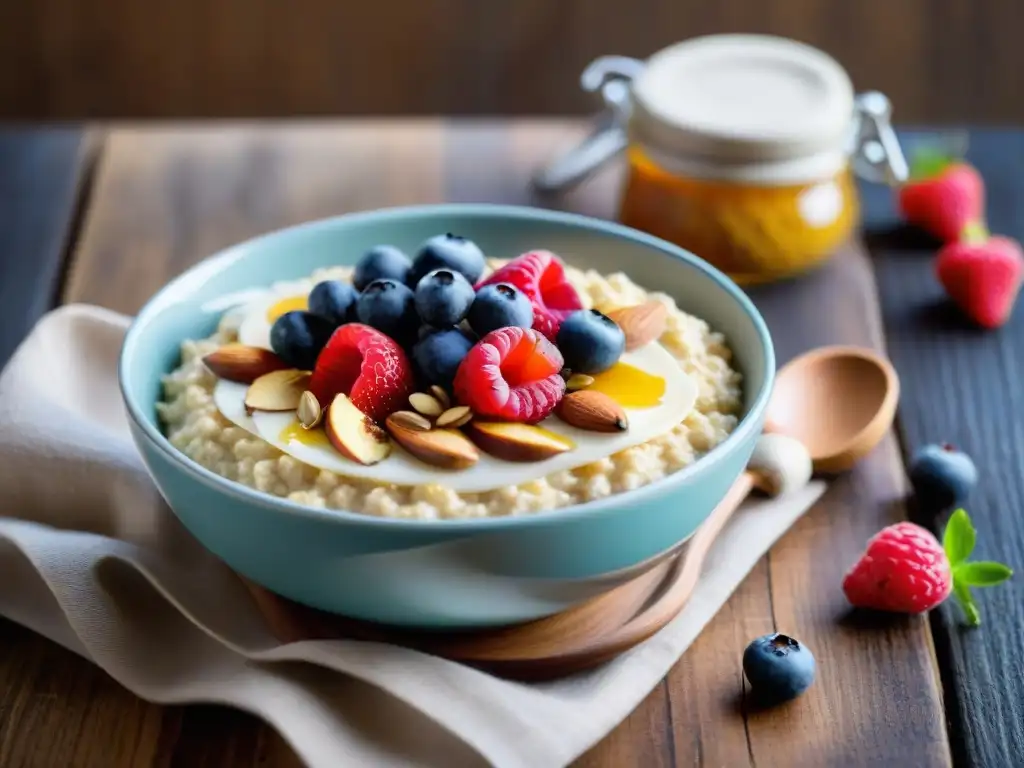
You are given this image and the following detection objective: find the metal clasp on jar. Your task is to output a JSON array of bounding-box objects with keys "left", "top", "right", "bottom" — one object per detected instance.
[
  {"left": 848, "top": 92, "right": 908, "bottom": 186},
  {"left": 533, "top": 59, "right": 910, "bottom": 194},
  {"left": 531, "top": 56, "right": 644, "bottom": 194}
]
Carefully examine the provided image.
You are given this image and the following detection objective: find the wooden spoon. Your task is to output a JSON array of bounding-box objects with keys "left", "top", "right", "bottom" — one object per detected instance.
[
  {"left": 425, "top": 345, "right": 900, "bottom": 675},
  {"left": 248, "top": 345, "right": 901, "bottom": 679},
  {"left": 764, "top": 345, "right": 900, "bottom": 474}
]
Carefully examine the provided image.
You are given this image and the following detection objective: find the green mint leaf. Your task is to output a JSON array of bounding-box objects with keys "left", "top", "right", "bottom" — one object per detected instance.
[
  {"left": 952, "top": 579, "right": 981, "bottom": 627},
  {"left": 909, "top": 147, "right": 953, "bottom": 180},
  {"left": 943, "top": 508, "right": 976, "bottom": 566},
  {"left": 955, "top": 561, "right": 1013, "bottom": 587}
]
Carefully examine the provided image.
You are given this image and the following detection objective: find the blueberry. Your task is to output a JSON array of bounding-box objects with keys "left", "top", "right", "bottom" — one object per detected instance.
[
  {"left": 355, "top": 279, "right": 418, "bottom": 342},
  {"left": 353, "top": 245, "right": 412, "bottom": 291},
  {"left": 909, "top": 443, "right": 978, "bottom": 512},
  {"left": 414, "top": 268, "right": 476, "bottom": 327},
  {"left": 412, "top": 328, "right": 475, "bottom": 392},
  {"left": 418, "top": 324, "right": 439, "bottom": 341},
  {"left": 269, "top": 311, "right": 336, "bottom": 370},
  {"left": 555, "top": 309, "right": 625, "bottom": 374},
  {"left": 307, "top": 280, "right": 357, "bottom": 325},
  {"left": 467, "top": 283, "right": 534, "bottom": 336},
  {"left": 407, "top": 233, "right": 486, "bottom": 287},
  {"left": 742, "top": 633, "right": 816, "bottom": 704}
]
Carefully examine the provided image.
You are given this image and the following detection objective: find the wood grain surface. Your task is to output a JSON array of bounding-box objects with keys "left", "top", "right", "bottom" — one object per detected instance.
[
  {"left": 3, "top": 0, "right": 1024, "bottom": 122},
  {"left": 0, "top": 120, "right": 943, "bottom": 767},
  {"left": 863, "top": 130, "right": 1024, "bottom": 768}
]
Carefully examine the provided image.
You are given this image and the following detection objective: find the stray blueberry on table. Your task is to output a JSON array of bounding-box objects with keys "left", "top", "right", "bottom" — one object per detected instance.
[
  {"left": 269, "top": 310, "right": 336, "bottom": 370},
  {"left": 909, "top": 443, "right": 978, "bottom": 512},
  {"left": 414, "top": 268, "right": 476, "bottom": 327},
  {"left": 355, "top": 278, "right": 419, "bottom": 343},
  {"left": 407, "top": 233, "right": 486, "bottom": 287},
  {"left": 307, "top": 279, "right": 357, "bottom": 326},
  {"left": 467, "top": 283, "right": 534, "bottom": 336},
  {"left": 742, "top": 633, "right": 815, "bottom": 703},
  {"left": 412, "top": 328, "right": 476, "bottom": 392},
  {"left": 352, "top": 245, "right": 412, "bottom": 291},
  {"left": 555, "top": 309, "right": 626, "bottom": 374}
]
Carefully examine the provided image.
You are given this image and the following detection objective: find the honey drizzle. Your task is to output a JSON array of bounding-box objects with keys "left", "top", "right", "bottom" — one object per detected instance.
[
  {"left": 585, "top": 362, "right": 665, "bottom": 409},
  {"left": 279, "top": 420, "right": 332, "bottom": 449},
  {"left": 266, "top": 295, "right": 308, "bottom": 323}
]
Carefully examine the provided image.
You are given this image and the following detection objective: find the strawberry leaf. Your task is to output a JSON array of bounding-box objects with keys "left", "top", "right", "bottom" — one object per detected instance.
[
  {"left": 909, "top": 147, "right": 954, "bottom": 180},
  {"left": 955, "top": 561, "right": 1013, "bottom": 587},
  {"left": 959, "top": 221, "right": 990, "bottom": 245},
  {"left": 943, "top": 508, "right": 976, "bottom": 566},
  {"left": 952, "top": 579, "right": 981, "bottom": 627}
]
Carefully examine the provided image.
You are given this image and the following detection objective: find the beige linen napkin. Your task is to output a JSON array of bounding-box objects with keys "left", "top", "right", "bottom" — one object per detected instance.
[{"left": 0, "top": 304, "right": 826, "bottom": 768}]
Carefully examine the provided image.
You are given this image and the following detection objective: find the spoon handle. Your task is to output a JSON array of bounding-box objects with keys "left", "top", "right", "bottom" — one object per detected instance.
[{"left": 560, "top": 470, "right": 759, "bottom": 666}]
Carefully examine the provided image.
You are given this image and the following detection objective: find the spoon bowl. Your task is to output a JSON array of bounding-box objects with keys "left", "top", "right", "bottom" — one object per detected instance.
[{"left": 765, "top": 346, "right": 900, "bottom": 473}]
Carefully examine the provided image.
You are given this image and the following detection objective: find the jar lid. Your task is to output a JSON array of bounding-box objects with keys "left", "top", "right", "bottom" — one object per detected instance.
[{"left": 631, "top": 35, "right": 855, "bottom": 164}]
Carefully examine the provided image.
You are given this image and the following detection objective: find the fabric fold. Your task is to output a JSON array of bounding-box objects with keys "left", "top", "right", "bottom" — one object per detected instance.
[{"left": 0, "top": 304, "right": 826, "bottom": 768}]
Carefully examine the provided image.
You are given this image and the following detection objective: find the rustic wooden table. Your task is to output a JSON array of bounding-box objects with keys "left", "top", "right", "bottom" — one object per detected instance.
[{"left": 0, "top": 120, "right": 1021, "bottom": 767}]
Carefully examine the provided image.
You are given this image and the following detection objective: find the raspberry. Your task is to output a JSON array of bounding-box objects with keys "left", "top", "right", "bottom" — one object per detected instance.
[
  {"left": 842, "top": 522, "right": 952, "bottom": 614},
  {"left": 475, "top": 251, "right": 583, "bottom": 340},
  {"left": 308, "top": 323, "right": 415, "bottom": 423},
  {"left": 453, "top": 326, "right": 566, "bottom": 424}
]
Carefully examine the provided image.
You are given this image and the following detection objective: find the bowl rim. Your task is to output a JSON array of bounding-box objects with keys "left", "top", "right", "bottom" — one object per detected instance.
[{"left": 120, "top": 202, "right": 775, "bottom": 532}]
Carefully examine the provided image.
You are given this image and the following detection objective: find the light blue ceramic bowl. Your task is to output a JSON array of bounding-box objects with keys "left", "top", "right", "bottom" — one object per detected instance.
[{"left": 120, "top": 204, "right": 774, "bottom": 629}]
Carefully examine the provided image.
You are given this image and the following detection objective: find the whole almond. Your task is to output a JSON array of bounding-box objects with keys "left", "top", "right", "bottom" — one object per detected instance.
[
  {"left": 435, "top": 405, "right": 473, "bottom": 429},
  {"left": 409, "top": 392, "right": 444, "bottom": 417},
  {"left": 556, "top": 390, "right": 628, "bottom": 433},
  {"left": 244, "top": 370, "right": 311, "bottom": 413},
  {"left": 429, "top": 385, "right": 452, "bottom": 410},
  {"left": 203, "top": 344, "right": 289, "bottom": 383},
  {"left": 385, "top": 417, "right": 479, "bottom": 469},
  {"left": 390, "top": 410, "right": 433, "bottom": 431},
  {"left": 297, "top": 391, "right": 323, "bottom": 430},
  {"left": 607, "top": 300, "right": 668, "bottom": 351}
]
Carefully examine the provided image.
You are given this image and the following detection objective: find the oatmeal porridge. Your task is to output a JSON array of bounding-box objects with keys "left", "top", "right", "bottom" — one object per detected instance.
[{"left": 157, "top": 245, "right": 742, "bottom": 521}]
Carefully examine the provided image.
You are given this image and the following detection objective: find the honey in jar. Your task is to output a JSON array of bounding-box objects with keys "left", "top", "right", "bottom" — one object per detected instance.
[{"left": 534, "top": 35, "right": 908, "bottom": 285}]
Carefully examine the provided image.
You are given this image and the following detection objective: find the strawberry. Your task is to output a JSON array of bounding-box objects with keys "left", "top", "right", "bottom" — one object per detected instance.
[
  {"left": 896, "top": 149, "right": 984, "bottom": 242},
  {"left": 308, "top": 323, "right": 415, "bottom": 422},
  {"left": 935, "top": 232, "right": 1024, "bottom": 329},
  {"left": 453, "top": 326, "right": 566, "bottom": 423},
  {"left": 475, "top": 251, "right": 583, "bottom": 340},
  {"left": 842, "top": 510, "right": 1012, "bottom": 626}
]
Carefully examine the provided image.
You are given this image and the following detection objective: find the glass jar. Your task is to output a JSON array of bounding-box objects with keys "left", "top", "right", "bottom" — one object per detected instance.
[{"left": 534, "top": 35, "right": 908, "bottom": 285}]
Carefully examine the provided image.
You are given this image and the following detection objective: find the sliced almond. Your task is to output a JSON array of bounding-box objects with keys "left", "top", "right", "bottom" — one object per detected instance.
[
  {"left": 429, "top": 385, "right": 452, "bottom": 410},
  {"left": 325, "top": 394, "right": 392, "bottom": 465},
  {"left": 244, "top": 370, "right": 311, "bottom": 413},
  {"left": 409, "top": 392, "right": 444, "bottom": 417},
  {"left": 386, "top": 417, "right": 479, "bottom": 469},
  {"left": 297, "top": 391, "right": 323, "bottom": 430},
  {"left": 435, "top": 405, "right": 473, "bottom": 429},
  {"left": 556, "top": 390, "right": 629, "bottom": 433},
  {"left": 565, "top": 373, "right": 595, "bottom": 391},
  {"left": 607, "top": 300, "right": 669, "bottom": 351},
  {"left": 203, "top": 344, "right": 289, "bottom": 383},
  {"left": 390, "top": 410, "right": 433, "bottom": 432},
  {"left": 466, "top": 421, "right": 574, "bottom": 462}
]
